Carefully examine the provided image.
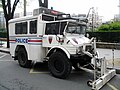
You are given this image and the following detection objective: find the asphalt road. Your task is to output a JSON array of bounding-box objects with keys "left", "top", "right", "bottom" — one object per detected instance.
[{"left": 0, "top": 52, "right": 120, "bottom": 90}]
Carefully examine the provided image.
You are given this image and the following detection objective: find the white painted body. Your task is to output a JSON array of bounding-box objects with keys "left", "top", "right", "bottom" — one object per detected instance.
[
  {"left": 9, "top": 14, "right": 46, "bottom": 62},
  {"left": 9, "top": 12, "right": 93, "bottom": 62}
]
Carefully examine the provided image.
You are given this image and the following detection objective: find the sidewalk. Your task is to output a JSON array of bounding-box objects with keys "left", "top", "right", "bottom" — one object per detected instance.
[
  {"left": 107, "top": 58, "right": 120, "bottom": 74},
  {"left": 0, "top": 41, "right": 10, "bottom": 53},
  {"left": 0, "top": 46, "right": 10, "bottom": 53}
]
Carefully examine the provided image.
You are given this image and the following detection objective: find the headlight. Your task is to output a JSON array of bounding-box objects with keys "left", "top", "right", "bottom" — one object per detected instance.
[
  {"left": 85, "top": 45, "right": 94, "bottom": 54},
  {"left": 85, "top": 45, "right": 92, "bottom": 52},
  {"left": 76, "top": 46, "right": 83, "bottom": 54}
]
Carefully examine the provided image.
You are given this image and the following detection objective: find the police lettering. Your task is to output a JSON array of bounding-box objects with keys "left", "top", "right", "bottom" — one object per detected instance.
[{"left": 16, "top": 38, "right": 28, "bottom": 43}]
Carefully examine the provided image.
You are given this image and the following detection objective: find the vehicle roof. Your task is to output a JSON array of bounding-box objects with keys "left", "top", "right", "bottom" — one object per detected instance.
[
  {"left": 48, "top": 19, "right": 87, "bottom": 25},
  {"left": 9, "top": 13, "right": 58, "bottom": 24},
  {"left": 9, "top": 14, "right": 86, "bottom": 25},
  {"left": 9, "top": 15, "right": 38, "bottom": 23}
]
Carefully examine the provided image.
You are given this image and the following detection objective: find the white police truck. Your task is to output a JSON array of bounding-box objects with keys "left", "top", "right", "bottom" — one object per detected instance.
[{"left": 9, "top": 7, "right": 115, "bottom": 90}]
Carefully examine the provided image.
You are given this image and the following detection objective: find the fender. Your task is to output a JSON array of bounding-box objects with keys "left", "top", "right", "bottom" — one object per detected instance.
[{"left": 46, "top": 46, "right": 70, "bottom": 59}]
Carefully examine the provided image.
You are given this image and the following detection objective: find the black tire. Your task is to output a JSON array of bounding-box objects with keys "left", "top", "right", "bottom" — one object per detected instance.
[
  {"left": 48, "top": 52, "right": 72, "bottom": 79},
  {"left": 17, "top": 47, "right": 32, "bottom": 68}
]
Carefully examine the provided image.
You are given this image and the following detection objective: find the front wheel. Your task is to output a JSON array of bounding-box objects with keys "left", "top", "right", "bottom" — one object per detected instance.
[
  {"left": 17, "top": 47, "right": 32, "bottom": 68},
  {"left": 48, "top": 51, "right": 72, "bottom": 79}
]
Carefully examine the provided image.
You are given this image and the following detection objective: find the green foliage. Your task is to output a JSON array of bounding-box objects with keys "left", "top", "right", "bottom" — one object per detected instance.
[
  {"left": 0, "top": 28, "right": 6, "bottom": 32},
  {"left": 109, "top": 22, "right": 120, "bottom": 30},
  {"left": 87, "top": 22, "right": 120, "bottom": 42},
  {"left": 98, "top": 24, "right": 109, "bottom": 31},
  {"left": 0, "top": 31, "right": 7, "bottom": 38},
  {"left": 94, "top": 30, "right": 120, "bottom": 32},
  {"left": 0, "top": 28, "right": 7, "bottom": 38},
  {"left": 98, "top": 22, "right": 120, "bottom": 32}
]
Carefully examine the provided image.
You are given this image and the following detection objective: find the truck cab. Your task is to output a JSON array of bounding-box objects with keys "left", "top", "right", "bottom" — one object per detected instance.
[{"left": 42, "top": 19, "right": 96, "bottom": 78}]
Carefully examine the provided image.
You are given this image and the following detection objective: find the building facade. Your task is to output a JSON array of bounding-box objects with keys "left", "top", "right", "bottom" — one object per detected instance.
[{"left": 0, "top": 11, "right": 5, "bottom": 29}]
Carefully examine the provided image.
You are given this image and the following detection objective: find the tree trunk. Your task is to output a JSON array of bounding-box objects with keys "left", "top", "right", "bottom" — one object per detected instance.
[
  {"left": 6, "top": 20, "right": 9, "bottom": 48},
  {"left": 1, "top": 0, "right": 20, "bottom": 48}
]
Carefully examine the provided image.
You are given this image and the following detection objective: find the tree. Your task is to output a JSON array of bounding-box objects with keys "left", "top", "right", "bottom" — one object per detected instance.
[{"left": 1, "top": 0, "right": 19, "bottom": 48}]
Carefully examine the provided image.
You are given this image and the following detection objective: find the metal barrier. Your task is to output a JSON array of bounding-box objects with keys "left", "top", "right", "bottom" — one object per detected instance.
[{"left": 87, "top": 32, "right": 120, "bottom": 43}]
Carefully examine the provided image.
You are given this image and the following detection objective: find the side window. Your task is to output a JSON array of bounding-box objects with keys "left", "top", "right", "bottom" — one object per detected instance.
[
  {"left": 22, "top": 22, "right": 27, "bottom": 34},
  {"left": 15, "top": 22, "right": 27, "bottom": 34},
  {"left": 15, "top": 23, "right": 21, "bottom": 34},
  {"left": 45, "top": 22, "right": 59, "bottom": 35},
  {"left": 30, "top": 20, "right": 37, "bottom": 34}
]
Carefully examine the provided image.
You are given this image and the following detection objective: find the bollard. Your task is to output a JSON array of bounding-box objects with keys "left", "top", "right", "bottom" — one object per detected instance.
[
  {"left": 0, "top": 40, "right": 2, "bottom": 47},
  {"left": 112, "top": 49, "right": 114, "bottom": 68}
]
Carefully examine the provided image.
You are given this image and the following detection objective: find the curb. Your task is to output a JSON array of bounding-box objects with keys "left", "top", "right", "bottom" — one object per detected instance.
[
  {"left": 0, "top": 49, "right": 10, "bottom": 54},
  {"left": 96, "top": 42, "right": 120, "bottom": 49}
]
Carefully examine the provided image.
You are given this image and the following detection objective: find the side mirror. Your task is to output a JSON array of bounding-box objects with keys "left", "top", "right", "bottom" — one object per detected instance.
[{"left": 86, "top": 33, "right": 89, "bottom": 38}]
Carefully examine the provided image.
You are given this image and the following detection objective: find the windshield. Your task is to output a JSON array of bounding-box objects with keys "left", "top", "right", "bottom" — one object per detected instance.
[{"left": 66, "top": 22, "right": 86, "bottom": 34}]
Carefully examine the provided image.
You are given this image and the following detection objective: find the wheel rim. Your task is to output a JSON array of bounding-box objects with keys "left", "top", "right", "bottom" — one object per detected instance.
[{"left": 54, "top": 59, "right": 64, "bottom": 73}]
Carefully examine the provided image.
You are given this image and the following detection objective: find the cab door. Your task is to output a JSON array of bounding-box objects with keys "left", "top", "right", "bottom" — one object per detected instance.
[{"left": 42, "top": 22, "right": 60, "bottom": 47}]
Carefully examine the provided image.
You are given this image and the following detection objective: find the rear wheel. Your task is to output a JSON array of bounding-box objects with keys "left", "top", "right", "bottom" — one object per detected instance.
[
  {"left": 17, "top": 47, "right": 32, "bottom": 68},
  {"left": 48, "top": 51, "right": 72, "bottom": 79}
]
